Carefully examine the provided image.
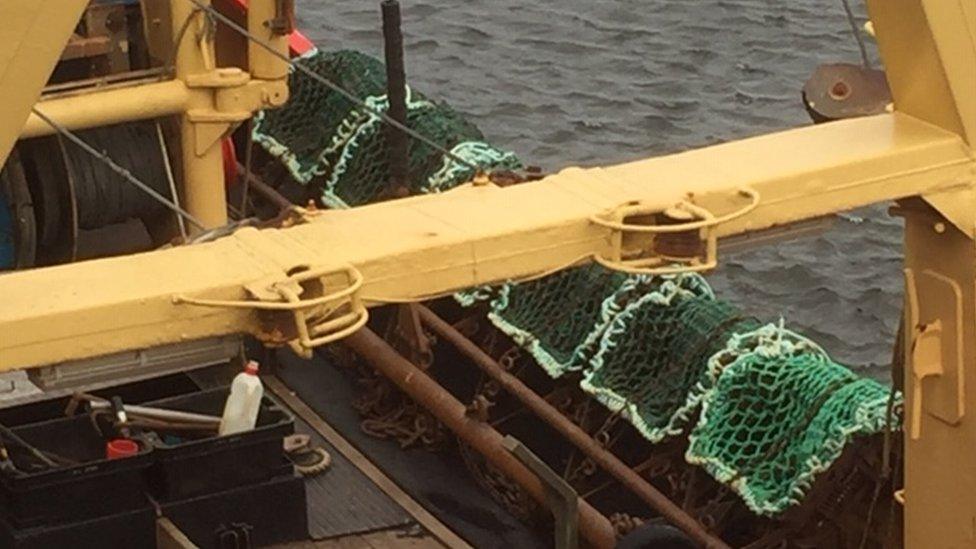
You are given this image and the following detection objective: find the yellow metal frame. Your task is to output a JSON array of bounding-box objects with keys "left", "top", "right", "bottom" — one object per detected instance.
[
  {"left": 0, "top": 1, "right": 973, "bottom": 547},
  {"left": 0, "top": 0, "right": 89, "bottom": 166},
  {"left": 173, "top": 263, "right": 369, "bottom": 356},
  {"left": 589, "top": 187, "right": 759, "bottom": 274},
  {"left": 3, "top": 0, "right": 291, "bottom": 231},
  {"left": 1, "top": 113, "right": 969, "bottom": 368}
]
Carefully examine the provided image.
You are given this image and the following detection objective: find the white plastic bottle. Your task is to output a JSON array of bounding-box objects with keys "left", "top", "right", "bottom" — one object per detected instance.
[{"left": 218, "top": 360, "right": 264, "bottom": 436}]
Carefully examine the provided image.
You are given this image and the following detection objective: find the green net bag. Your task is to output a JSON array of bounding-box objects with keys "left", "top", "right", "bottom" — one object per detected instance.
[
  {"left": 484, "top": 265, "right": 638, "bottom": 377},
  {"left": 582, "top": 291, "right": 759, "bottom": 442},
  {"left": 253, "top": 49, "right": 388, "bottom": 184},
  {"left": 321, "top": 97, "right": 519, "bottom": 208},
  {"left": 252, "top": 49, "right": 521, "bottom": 207},
  {"left": 252, "top": 47, "right": 902, "bottom": 518},
  {"left": 686, "top": 323, "right": 898, "bottom": 515}
]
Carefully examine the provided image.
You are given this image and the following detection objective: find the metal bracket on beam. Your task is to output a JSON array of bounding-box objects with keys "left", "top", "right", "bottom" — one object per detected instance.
[
  {"left": 590, "top": 187, "right": 760, "bottom": 275},
  {"left": 904, "top": 266, "right": 965, "bottom": 440},
  {"left": 173, "top": 264, "right": 368, "bottom": 358},
  {"left": 504, "top": 435, "right": 579, "bottom": 549}
]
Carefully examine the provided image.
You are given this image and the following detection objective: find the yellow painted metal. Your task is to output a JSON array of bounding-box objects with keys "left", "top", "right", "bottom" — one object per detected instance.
[
  {"left": 900, "top": 202, "right": 976, "bottom": 548},
  {"left": 171, "top": 0, "right": 230, "bottom": 230},
  {"left": 868, "top": 0, "right": 976, "bottom": 148},
  {"left": 866, "top": 0, "right": 976, "bottom": 239},
  {"left": 3, "top": 1, "right": 291, "bottom": 232},
  {"left": 247, "top": 0, "right": 291, "bottom": 80},
  {"left": 0, "top": 1, "right": 972, "bottom": 545},
  {"left": 163, "top": 0, "right": 290, "bottom": 231},
  {"left": 0, "top": 113, "right": 970, "bottom": 371},
  {"left": 0, "top": 0, "right": 88, "bottom": 167},
  {"left": 22, "top": 80, "right": 191, "bottom": 139},
  {"left": 866, "top": 1, "right": 976, "bottom": 545}
]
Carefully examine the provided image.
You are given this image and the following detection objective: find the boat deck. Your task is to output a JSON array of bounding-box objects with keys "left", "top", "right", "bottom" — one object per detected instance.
[
  {"left": 263, "top": 376, "right": 468, "bottom": 549},
  {"left": 0, "top": 351, "right": 541, "bottom": 549},
  {"left": 166, "top": 358, "right": 474, "bottom": 549}
]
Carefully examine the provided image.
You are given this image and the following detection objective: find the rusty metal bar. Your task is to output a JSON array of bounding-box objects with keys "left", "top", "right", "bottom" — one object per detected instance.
[
  {"left": 234, "top": 161, "right": 293, "bottom": 211},
  {"left": 343, "top": 327, "right": 618, "bottom": 549},
  {"left": 416, "top": 304, "right": 730, "bottom": 549}
]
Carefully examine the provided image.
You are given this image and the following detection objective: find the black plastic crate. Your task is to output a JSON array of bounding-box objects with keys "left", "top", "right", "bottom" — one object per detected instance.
[
  {"left": 0, "top": 373, "right": 199, "bottom": 428},
  {"left": 144, "top": 387, "right": 295, "bottom": 501},
  {"left": 163, "top": 473, "right": 308, "bottom": 548},
  {"left": 0, "top": 505, "right": 156, "bottom": 549},
  {"left": 0, "top": 414, "right": 152, "bottom": 529}
]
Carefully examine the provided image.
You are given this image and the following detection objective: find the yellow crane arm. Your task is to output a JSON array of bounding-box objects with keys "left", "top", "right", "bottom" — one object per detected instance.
[{"left": 0, "top": 112, "right": 970, "bottom": 372}]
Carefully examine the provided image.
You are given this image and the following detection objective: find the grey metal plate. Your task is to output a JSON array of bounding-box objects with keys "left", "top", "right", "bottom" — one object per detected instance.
[{"left": 293, "top": 416, "right": 414, "bottom": 539}]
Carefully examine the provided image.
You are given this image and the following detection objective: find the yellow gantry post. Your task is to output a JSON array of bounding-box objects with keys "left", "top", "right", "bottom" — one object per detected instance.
[
  {"left": 171, "top": 0, "right": 291, "bottom": 230},
  {"left": 172, "top": 0, "right": 228, "bottom": 230},
  {"left": 866, "top": 1, "right": 976, "bottom": 546}
]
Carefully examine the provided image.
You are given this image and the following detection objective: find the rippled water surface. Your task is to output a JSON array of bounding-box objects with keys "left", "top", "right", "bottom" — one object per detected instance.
[{"left": 296, "top": 0, "right": 899, "bottom": 379}]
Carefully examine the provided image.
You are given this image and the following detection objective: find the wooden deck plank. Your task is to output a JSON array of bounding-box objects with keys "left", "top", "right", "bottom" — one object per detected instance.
[{"left": 275, "top": 529, "right": 445, "bottom": 548}]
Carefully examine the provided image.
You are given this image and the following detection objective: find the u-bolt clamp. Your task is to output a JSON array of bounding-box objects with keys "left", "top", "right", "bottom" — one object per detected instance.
[
  {"left": 589, "top": 187, "right": 759, "bottom": 275},
  {"left": 174, "top": 264, "right": 369, "bottom": 355}
]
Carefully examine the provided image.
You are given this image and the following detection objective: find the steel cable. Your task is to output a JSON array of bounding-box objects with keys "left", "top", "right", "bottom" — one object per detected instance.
[{"left": 31, "top": 107, "right": 205, "bottom": 230}]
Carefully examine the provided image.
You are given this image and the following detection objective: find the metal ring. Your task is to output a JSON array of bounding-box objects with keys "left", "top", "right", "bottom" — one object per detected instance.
[{"left": 589, "top": 187, "right": 760, "bottom": 234}]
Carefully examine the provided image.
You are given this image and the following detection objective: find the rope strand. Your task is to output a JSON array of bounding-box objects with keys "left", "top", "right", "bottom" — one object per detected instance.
[{"left": 841, "top": 0, "right": 871, "bottom": 68}]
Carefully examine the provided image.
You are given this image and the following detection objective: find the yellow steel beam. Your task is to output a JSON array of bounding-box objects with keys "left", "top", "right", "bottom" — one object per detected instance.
[
  {"left": 866, "top": 0, "right": 976, "bottom": 240},
  {"left": 867, "top": 0, "right": 976, "bottom": 147},
  {"left": 21, "top": 80, "right": 191, "bottom": 139},
  {"left": 166, "top": 0, "right": 289, "bottom": 231},
  {"left": 0, "top": 0, "right": 88, "bottom": 167},
  {"left": 172, "top": 0, "right": 230, "bottom": 231},
  {"left": 0, "top": 112, "right": 970, "bottom": 371},
  {"left": 900, "top": 203, "right": 976, "bottom": 549},
  {"left": 868, "top": 3, "right": 976, "bottom": 546}
]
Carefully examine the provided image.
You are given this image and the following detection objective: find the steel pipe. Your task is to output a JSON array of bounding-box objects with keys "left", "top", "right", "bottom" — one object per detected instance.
[
  {"left": 416, "top": 304, "right": 731, "bottom": 549},
  {"left": 88, "top": 401, "right": 220, "bottom": 425},
  {"left": 22, "top": 80, "right": 190, "bottom": 139},
  {"left": 234, "top": 161, "right": 293, "bottom": 211},
  {"left": 344, "top": 327, "right": 618, "bottom": 549}
]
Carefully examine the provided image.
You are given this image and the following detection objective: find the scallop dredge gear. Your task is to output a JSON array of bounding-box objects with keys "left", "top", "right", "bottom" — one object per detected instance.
[
  {"left": 252, "top": 48, "right": 901, "bottom": 517},
  {"left": 252, "top": 49, "right": 522, "bottom": 208}
]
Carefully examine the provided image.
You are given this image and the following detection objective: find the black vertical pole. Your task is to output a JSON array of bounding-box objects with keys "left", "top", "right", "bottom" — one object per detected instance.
[{"left": 382, "top": 0, "right": 409, "bottom": 198}]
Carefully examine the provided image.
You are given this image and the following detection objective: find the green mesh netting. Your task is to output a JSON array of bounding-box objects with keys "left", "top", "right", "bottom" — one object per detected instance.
[
  {"left": 252, "top": 47, "right": 900, "bottom": 517},
  {"left": 582, "top": 290, "right": 761, "bottom": 443},
  {"left": 252, "top": 49, "right": 387, "bottom": 184},
  {"left": 485, "top": 265, "right": 639, "bottom": 377},
  {"left": 253, "top": 49, "right": 521, "bottom": 207},
  {"left": 476, "top": 270, "right": 898, "bottom": 515},
  {"left": 685, "top": 324, "right": 895, "bottom": 515}
]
